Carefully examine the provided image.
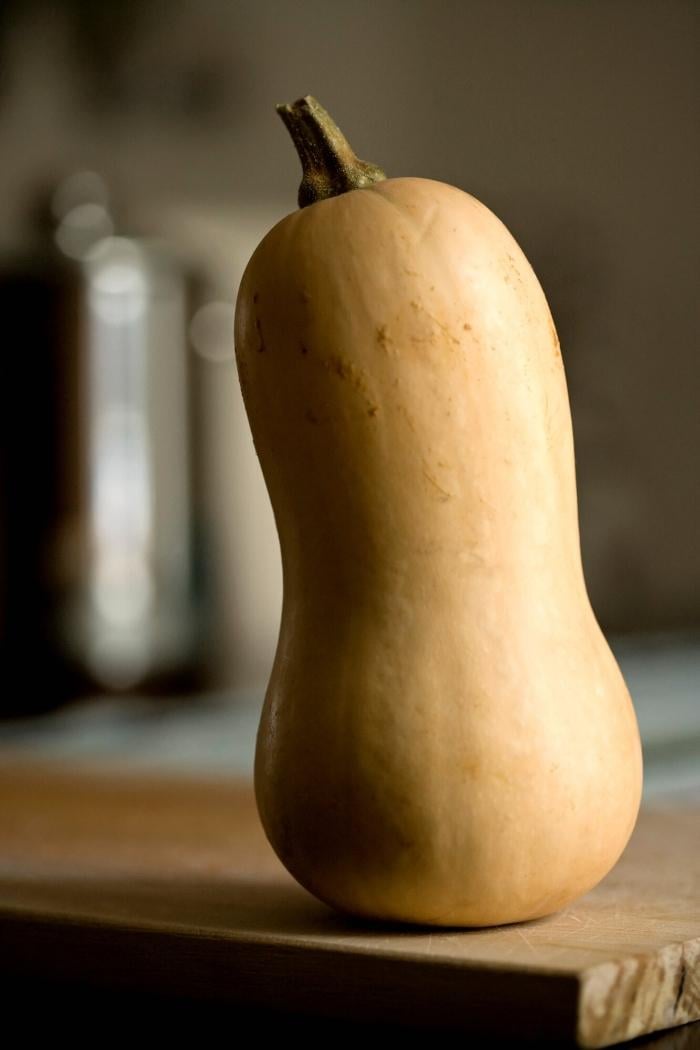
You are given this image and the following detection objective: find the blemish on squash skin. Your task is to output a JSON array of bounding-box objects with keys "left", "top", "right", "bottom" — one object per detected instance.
[
  {"left": 396, "top": 403, "right": 416, "bottom": 432},
  {"left": 376, "top": 325, "right": 390, "bottom": 350},
  {"left": 422, "top": 467, "right": 452, "bottom": 502},
  {"left": 255, "top": 316, "right": 265, "bottom": 353},
  {"left": 305, "top": 408, "right": 320, "bottom": 425},
  {"left": 252, "top": 292, "right": 259, "bottom": 305},
  {"left": 505, "top": 252, "right": 525, "bottom": 291},
  {"left": 548, "top": 315, "right": 561, "bottom": 356},
  {"left": 327, "top": 355, "right": 350, "bottom": 380},
  {"left": 409, "top": 299, "right": 461, "bottom": 347},
  {"left": 300, "top": 343, "right": 309, "bottom": 356},
  {"left": 322, "top": 353, "right": 376, "bottom": 416}
]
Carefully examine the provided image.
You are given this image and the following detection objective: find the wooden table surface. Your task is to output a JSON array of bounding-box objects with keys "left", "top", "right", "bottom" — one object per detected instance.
[{"left": 0, "top": 761, "right": 698, "bottom": 1047}]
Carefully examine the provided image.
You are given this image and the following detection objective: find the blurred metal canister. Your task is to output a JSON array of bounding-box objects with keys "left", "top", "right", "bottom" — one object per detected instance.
[{"left": 0, "top": 173, "right": 208, "bottom": 713}]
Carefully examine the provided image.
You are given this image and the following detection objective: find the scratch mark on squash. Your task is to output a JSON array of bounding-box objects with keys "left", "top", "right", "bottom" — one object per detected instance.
[
  {"left": 422, "top": 467, "right": 452, "bottom": 502},
  {"left": 548, "top": 313, "right": 561, "bottom": 356},
  {"left": 409, "top": 299, "right": 461, "bottom": 347},
  {"left": 396, "top": 403, "right": 416, "bottom": 432},
  {"left": 414, "top": 202, "right": 439, "bottom": 245},
  {"left": 322, "top": 353, "right": 378, "bottom": 416},
  {"left": 255, "top": 315, "right": 265, "bottom": 353}
]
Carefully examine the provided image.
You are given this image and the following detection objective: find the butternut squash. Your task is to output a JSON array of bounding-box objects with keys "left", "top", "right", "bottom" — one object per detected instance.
[{"left": 234, "top": 96, "right": 642, "bottom": 926}]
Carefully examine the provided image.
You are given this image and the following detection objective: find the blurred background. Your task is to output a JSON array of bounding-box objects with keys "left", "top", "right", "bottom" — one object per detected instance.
[{"left": 0, "top": 0, "right": 697, "bottom": 796}]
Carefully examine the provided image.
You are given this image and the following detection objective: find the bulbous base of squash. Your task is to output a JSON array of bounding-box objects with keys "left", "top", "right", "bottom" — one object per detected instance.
[
  {"left": 258, "top": 825, "right": 641, "bottom": 929},
  {"left": 281, "top": 860, "right": 620, "bottom": 928},
  {"left": 254, "top": 694, "right": 643, "bottom": 928},
  {"left": 255, "top": 765, "right": 642, "bottom": 929}
]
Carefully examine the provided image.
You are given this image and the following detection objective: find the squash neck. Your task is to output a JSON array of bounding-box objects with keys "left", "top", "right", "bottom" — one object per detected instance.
[{"left": 277, "top": 95, "right": 386, "bottom": 209}]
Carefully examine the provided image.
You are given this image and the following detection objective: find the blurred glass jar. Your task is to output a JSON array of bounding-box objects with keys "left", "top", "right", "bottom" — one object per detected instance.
[{"left": 0, "top": 173, "right": 210, "bottom": 713}]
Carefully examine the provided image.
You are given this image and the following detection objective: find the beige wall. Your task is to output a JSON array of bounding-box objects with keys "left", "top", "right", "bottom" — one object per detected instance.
[{"left": 0, "top": 1, "right": 697, "bottom": 683}]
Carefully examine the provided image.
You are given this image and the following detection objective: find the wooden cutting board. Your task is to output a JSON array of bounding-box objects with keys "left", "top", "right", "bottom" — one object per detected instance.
[{"left": 0, "top": 761, "right": 697, "bottom": 1047}]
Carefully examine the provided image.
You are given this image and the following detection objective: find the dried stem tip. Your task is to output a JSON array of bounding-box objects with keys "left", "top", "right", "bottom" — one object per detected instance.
[{"left": 276, "top": 95, "right": 386, "bottom": 209}]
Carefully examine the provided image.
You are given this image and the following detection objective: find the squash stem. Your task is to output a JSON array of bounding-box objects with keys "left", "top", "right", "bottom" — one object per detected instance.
[{"left": 276, "top": 96, "right": 386, "bottom": 209}]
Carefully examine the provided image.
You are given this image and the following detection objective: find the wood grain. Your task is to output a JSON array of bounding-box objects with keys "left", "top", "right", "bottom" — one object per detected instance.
[{"left": 0, "top": 761, "right": 697, "bottom": 1046}]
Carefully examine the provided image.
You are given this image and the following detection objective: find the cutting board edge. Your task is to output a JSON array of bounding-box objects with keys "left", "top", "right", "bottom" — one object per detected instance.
[
  {"left": 1, "top": 908, "right": 582, "bottom": 1039},
  {"left": 577, "top": 935, "right": 700, "bottom": 1048}
]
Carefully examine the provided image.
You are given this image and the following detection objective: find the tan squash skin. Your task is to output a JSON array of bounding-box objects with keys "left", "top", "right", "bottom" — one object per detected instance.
[{"left": 234, "top": 175, "right": 643, "bottom": 927}]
